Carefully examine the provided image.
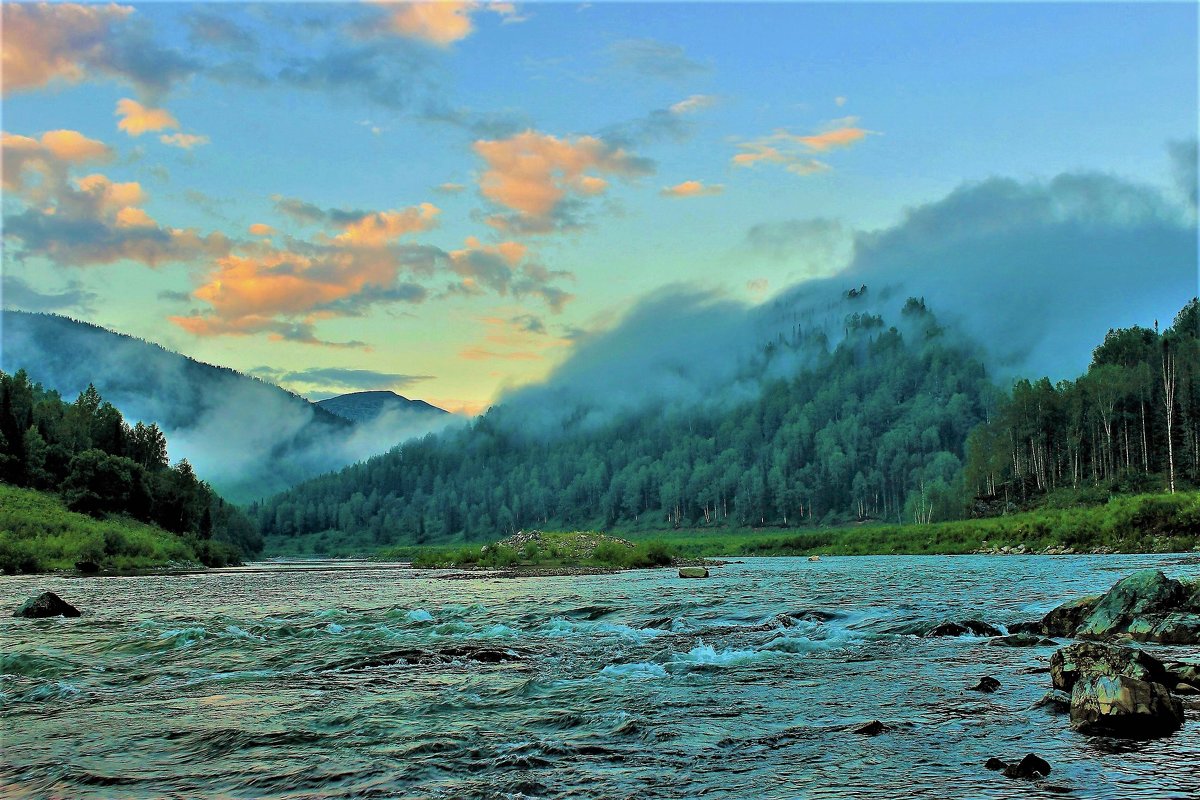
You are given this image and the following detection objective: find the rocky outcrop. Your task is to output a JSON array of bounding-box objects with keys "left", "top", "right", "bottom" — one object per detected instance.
[
  {"left": 1021, "top": 571, "right": 1200, "bottom": 644},
  {"left": 1049, "top": 641, "right": 1172, "bottom": 692},
  {"left": 1050, "top": 642, "right": 1185, "bottom": 738},
  {"left": 1069, "top": 673, "right": 1184, "bottom": 737},
  {"left": 678, "top": 567, "right": 709, "bottom": 579},
  {"left": 925, "top": 620, "right": 1002, "bottom": 638},
  {"left": 987, "top": 633, "right": 1057, "bottom": 647},
  {"left": 13, "top": 592, "right": 81, "bottom": 618}
]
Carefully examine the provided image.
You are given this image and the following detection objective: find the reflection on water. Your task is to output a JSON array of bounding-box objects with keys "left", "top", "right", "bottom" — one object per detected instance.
[{"left": 3, "top": 555, "right": 1200, "bottom": 799}]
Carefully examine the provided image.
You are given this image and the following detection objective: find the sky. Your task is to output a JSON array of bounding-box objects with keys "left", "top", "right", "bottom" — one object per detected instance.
[{"left": 2, "top": 1, "right": 1197, "bottom": 414}]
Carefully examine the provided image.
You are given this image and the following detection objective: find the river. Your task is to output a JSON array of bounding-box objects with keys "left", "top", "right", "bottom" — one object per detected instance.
[{"left": 3, "top": 555, "right": 1200, "bottom": 799}]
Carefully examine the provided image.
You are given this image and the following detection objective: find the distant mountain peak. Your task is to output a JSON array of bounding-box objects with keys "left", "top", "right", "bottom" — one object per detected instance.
[{"left": 317, "top": 390, "right": 448, "bottom": 423}]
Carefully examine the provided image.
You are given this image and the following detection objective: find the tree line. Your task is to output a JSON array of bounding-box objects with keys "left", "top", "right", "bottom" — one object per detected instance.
[
  {"left": 0, "top": 370, "right": 261, "bottom": 562},
  {"left": 965, "top": 299, "right": 1198, "bottom": 503},
  {"left": 254, "top": 298, "right": 998, "bottom": 547}
]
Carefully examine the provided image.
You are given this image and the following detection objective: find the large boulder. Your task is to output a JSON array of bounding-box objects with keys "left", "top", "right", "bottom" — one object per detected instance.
[
  {"left": 13, "top": 592, "right": 81, "bottom": 619},
  {"left": 1070, "top": 673, "right": 1184, "bottom": 738},
  {"left": 1038, "top": 594, "right": 1102, "bottom": 637},
  {"left": 1049, "top": 641, "right": 1171, "bottom": 692},
  {"left": 678, "top": 567, "right": 709, "bottom": 579},
  {"left": 1077, "top": 570, "right": 1186, "bottom": 640}
]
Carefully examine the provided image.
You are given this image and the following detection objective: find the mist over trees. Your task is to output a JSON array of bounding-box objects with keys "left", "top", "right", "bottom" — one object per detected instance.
[
  {"left": 255, "top": 298, "right": 999, "bottom": 547},
  {"left": 966, "top": 299, "right": 1199, "bottom": 502},
  {"left": 0, "top": 370, "right": 261, "bottom": 562}
]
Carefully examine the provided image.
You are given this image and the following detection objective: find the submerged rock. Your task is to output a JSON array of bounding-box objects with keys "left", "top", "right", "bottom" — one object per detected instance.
[
  {"left": 988, "top": 633, "right": 1057, "bottom": 647},
  {"left": 1069, "top": 673, "right": 1184, "bottom": 738},
  {"left": 969, "top": 676, "right": 1002, "bottom": 693},
  {"left": 13, "top": 592, "right": 81, "bottom": 619},
  {"left": 851, "top": 720, "right": 890, "bottom": 736},
  {"left": 678, "top": 567, "right": 709, "bottom": 579},
  {"left": 1002, "top": 753, "right": 1052, "bottom": 780},
  {"left": 984, "top": 758, "right": 1007, "bottom": 771},
  {"left": 925, "top": 620, "right": 1002, "bottom": 638}
]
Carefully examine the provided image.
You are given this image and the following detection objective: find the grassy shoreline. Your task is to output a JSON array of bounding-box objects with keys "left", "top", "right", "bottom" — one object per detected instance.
[{"left": 371, "top": 492, "right": 1200, "bottom": 567}]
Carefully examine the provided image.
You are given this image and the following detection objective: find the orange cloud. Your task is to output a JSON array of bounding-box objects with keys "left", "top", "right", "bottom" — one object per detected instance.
[
  {"left": 732, "top": 118, "right": 875, "bottom": 175},
  {"left": 660, "top": 180, "right": 723, "bottom": 198},
  {"left": 115, "top": 98, "right": 178, "bottom": 136},
  {"left": 249, "top": 223, "right": 275, "bottom": 236},
  {"left": 2, "top": 130, "right": 112, "bottom": 194},
  {"left": 795, "top": 126, "right": 869, "bottom": 152},
  {"left": 328, "top": 204, "right": 440, "bottom": 246},
  {"left": 159, "top": 132, "right": 209, "bottom": 150},
  {"left": 377, "top": 1, "right": 521, "bottom": 46},
  {"left": 1, "top": 3, "right": 133, "bottom": 95},
  {"left": 473, "top": 130, "right": 651, "bottom": 232}
]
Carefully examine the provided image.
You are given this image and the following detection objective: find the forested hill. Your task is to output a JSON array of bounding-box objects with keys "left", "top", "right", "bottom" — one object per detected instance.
[
  {"left": 255, "top": 298, "right": 997, "bottom": 549},
  {"left": 965, "top": 298, "right": 1199, "bottom": 503},
  {"left": 0, "top": 370, "right": 260, "bottom": 570},
  {"left": 0, "top": 311, "right": 448, "bottom": 502}
]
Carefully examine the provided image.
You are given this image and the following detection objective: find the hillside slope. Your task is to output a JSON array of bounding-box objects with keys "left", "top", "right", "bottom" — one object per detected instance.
[{"left": 0, "top": 311, "right": 451, "bottom": 502}]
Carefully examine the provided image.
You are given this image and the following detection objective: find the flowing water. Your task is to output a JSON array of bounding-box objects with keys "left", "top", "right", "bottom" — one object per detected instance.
[{"left": 3, "top": 555, "right": 1200, "bottom": 800}]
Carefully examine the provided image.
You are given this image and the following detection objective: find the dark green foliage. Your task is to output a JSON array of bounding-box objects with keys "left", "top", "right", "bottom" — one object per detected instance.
[
  {"left": 0, "top": 369, "right": 261, "bottom": 569},
  {"left": 965, "top": 299, "right": 1200, "bottom": 501},
  {"left": 259, "top": 302, "right": 994, "bottom": 549}
]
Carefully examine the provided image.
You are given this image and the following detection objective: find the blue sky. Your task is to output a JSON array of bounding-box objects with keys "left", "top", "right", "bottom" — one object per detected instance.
[{"left": 2, "top": 1, "right": 1196, "bottom": 411}]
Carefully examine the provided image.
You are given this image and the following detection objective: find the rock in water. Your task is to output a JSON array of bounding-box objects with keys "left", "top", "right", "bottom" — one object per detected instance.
[
  {"left": 1049, "top": 642, "right": 1171, "bottom": 692},
  {"left": 1077, "top": 569, "right": 1186, "bottom": 640},
  {"left": 678, "top": 567, "right": 709, "bottom": 579},
  {"left": 969, "top": 676, "right": 1002, "bottom": 693},
  {"left": 807, "top": 555, "right": 821, "bottom": 562},
  {"left": 984, "top": 758, "right": 1007, "bottom": 771},
  {"left": 13, "top": 592, "right": 81, "bottom": 618},
  {"left": 1033, "top": 690, "right": 1072, "bottom": 714},
  {"left": 1002, "top": 753, "right": 1052, "bottom": 780},
  {"left": 851, "top": 720, "right": 889, "bottom": 736},
  {"left": 926, "top": 620, "right": 1002, "bottom": 637},
  {"left": 1037, "top": 594, "right": 1103, "bottom": 637},
  {"left": 1069, "top": 674, "right": 1184, "bottom": 738}
]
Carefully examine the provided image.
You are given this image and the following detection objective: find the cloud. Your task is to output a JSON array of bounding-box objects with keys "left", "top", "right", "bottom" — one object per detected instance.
[
  {"left": 661, "top": 180, "right": 723, "bottom": 198},
  {"left": 186, "top": 10, "right": 259, "bottom": 52},
  {"left": 259, "top": 366, "right": 435, "bottom": 393},
  {"left": 327, "top": 205, "right": 441, "bottom": 246},
  {"left": 745, "top": 278, "right": 769, "bottom": 294},
  {"left": 115, "top": 98, "right": 179, "bottom": 136},
  {"left": 1, "top": 3, "right": 198, "bottom": 100},
  {"left": 670, "top": 94, "right": 717, "bottom": 115},
  {"left": 277, "top": 43, "right": 433, "bottom": 109},
  {"left": 249, "top": 223, "right": 275, "bottom": 236},
  {"left": 1168, "top": 137, "right": 1197, "bottom": 210},
  {"left": 608, "top": 38, "right": 709, "bottom": 80},
  {"left": 835, "top": 96, "right": 847, "bottom": 107},
  {"left": 2, "top": 129, "right": 229, "bottom": 268},
  {"left": 1, "top": 274, "right": 98, "bottom": 314},
  {"left": 733, "top": 118, "right": 876, "bottom": 175},
  {"left": 473, "top": 130, "right": 653, "bottom": 233},
  {"left": 744, "top": 217, "right": 851, "bottom": 273},
  {"left": 436, "top": 182, "right": 467, "bottom": 193},
  {"left": 368, "top": 1, "right": 523, "bottom": 46},
  {"left": 159, "top": 132, "right": 210, "bottom": 149}
]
